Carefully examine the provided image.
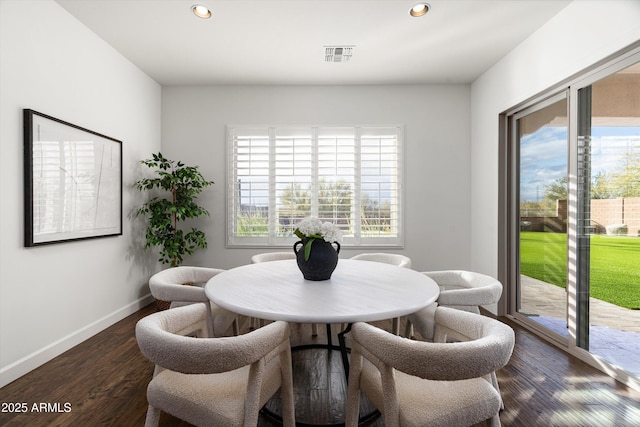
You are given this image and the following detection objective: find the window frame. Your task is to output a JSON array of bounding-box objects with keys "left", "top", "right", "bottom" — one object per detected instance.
[{"left": 226, "top": 125, "right": 404, "bottom": 249}]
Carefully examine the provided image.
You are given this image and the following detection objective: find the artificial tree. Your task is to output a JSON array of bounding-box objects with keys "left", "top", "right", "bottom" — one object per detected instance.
[{"left": 135, "top": 152, "right": 213, "bottom": 267}]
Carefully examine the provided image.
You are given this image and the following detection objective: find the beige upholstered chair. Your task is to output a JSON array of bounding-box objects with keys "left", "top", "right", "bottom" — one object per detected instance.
[
  {"left": 251, "top": 251, "right": 296, "bottom": 263},
  {"left": 350, "top": 253, "right": 413, "bottom": 334},
  {"left": 148, "top": 266, "right": 238, "bottom": 337},
  {"left": 136, "top": 303, "right": 296, "bottom": 427},
  {"left": 406, "top": 270, "right": 503, "bottom": 340},
  {"left": 346, "top": 307, "right": 515, "bottom": 427},
  {"left": 350, "top": 252, "right": 412, "bottom": 268},
  {"left": 405, "top": 270, "right": 505, "bottom": 407}
]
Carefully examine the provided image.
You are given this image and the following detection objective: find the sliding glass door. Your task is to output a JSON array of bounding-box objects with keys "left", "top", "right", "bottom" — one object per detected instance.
[
  {"left": 573, "top": 63, "right": 640, "bottom": 376},
  {"left": 506, "top": 49, "right": 640, "bottom": 385},
  {"left": 514, "top": 93, "right": 569, "bottom": 342}
]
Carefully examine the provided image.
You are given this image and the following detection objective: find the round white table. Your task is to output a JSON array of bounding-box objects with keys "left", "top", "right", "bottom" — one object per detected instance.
[
  {"left": 205, "top": 258, "right": 439, "bottom": 426},
  {"left": 205, "top": 258, "right": 439, "bottom": 324}
]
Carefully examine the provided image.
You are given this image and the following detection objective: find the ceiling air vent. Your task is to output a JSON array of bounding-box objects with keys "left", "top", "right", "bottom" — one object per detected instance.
[{"left": 325, "top": 46, "right": 354, "bottom": 63}]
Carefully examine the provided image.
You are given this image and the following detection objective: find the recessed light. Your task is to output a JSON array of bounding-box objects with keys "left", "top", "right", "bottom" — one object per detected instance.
[
  {"left": 192, "top": 4, "right": 212, "bottom": 19},
  {"left": 409, "top": 3, "right": 430, "bottom": 17}
]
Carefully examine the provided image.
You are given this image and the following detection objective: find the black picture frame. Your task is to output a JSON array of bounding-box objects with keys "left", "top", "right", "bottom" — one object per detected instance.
[{"left": 24, "top": 109, "right": 123, "bottom": 247}]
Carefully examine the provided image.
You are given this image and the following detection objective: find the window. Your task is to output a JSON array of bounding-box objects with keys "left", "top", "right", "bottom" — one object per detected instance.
[{"left": 227, "top": 126, "right": 403, "bottom": 247}]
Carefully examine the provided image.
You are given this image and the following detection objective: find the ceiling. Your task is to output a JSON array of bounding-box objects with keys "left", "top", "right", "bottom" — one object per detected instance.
[{"left": 55, "top": 0, "right": 573, "bottom": 86}]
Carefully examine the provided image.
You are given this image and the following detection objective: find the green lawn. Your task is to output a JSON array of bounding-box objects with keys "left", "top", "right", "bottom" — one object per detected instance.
[{"left": 520, "top": 231, "right": 640, "bottom": 309}]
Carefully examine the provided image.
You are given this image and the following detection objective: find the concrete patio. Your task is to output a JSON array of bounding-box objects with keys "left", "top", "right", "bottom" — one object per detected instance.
[{"left": 519, "top": 275, "right": 640, "bottom": 378}]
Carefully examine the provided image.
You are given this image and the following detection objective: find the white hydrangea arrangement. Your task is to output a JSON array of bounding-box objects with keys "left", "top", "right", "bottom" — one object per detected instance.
[{"left": 294, "top": 216, "right": 343, "bottom": 261}]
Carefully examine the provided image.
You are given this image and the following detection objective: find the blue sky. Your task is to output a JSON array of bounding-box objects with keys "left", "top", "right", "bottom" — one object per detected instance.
[{"left": 520, "top": 126, "right": 640, "bottom": 202}]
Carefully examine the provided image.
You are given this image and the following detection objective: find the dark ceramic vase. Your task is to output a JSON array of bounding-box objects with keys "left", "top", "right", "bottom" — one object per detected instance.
[{"left": 293, "top": 238, "right": 341, "bottom": 281}]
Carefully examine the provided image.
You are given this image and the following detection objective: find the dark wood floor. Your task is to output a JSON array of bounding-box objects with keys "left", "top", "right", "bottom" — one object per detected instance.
[{"left": 1, "top": 303, "right": 639, "bottom": 427}]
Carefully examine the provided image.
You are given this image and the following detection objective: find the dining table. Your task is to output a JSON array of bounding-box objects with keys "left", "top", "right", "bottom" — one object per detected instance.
[{"left": 204, "top": 258, "right": 439, "bottom": 425}]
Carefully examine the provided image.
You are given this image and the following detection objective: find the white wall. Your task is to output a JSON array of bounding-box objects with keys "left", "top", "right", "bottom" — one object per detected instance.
[
  {"left": 161, "top": 85, "right": 471, "bottom": 271},
  {"left": 0, "top": 0, "right": 161, "bottom": 387},
  {"left": 470, "top": 1, "right": 640, "bottom": 311}
]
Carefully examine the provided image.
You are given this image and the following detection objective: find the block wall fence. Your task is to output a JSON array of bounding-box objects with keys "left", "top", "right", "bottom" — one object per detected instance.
[{"left": 521, "top": 198, "right": 640, "bottom": 236}]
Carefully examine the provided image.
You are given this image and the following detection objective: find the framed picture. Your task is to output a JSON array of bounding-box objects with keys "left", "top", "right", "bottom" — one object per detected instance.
[{"left": 24, "top": 109, "right": 122, "bottom": 246}]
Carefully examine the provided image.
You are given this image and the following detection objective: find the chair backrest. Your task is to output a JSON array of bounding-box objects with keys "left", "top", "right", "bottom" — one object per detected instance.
[
  {"left": 351, "top": 306, "right": 514, "bottom": 381},
  {"left": 350, "top": 253, "right": 412, "bottom": 268},
  {"left": 136, "top": 303, "right": 290, "bottom": 375},
  {"left": 148, "top": 266, "right": 224, "bottom": 303},
  {"left": 425, "top": 270, "right": 502, "bottom": 311},
  {"left": 251, "top": 252, "right": 296, "bottom": 263}
]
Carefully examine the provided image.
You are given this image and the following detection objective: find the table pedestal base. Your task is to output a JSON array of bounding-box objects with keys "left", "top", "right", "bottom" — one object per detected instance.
[{"left": 261, "top": 323, "right": 380, "bottom": 426}]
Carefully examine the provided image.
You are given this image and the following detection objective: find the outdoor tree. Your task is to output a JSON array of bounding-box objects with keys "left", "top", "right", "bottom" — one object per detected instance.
[
  {"left": 360, "top": 194, "right": 392, "bottom": 232},
  {"left": 541, "top": 151, "right": 640, "bottom": 203},
  {"left": 317, "top": 180, "right": 352, "bottom": 220},
  {"left": 591, "top": 171, "right": 619, "bottom": 199},
  {"left": 543, "top": 176, "right": 567, "bottom": 202},
  {"left": 605, "top": 152, "right": 640, "bottom": 198},
  {"left": 277, "top": 181, "right": 396, "bottom": 234},
  {"left": 280, "top": 183, "right": 312, "bottom": 215},
  {"left": 279, "top": 180, "right": 352, "bottom": 219}
]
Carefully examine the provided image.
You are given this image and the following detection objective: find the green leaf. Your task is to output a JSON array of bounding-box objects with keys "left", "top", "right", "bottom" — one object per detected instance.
[{"left": 304, "top": 238, "right": 316, "bottom": 261}]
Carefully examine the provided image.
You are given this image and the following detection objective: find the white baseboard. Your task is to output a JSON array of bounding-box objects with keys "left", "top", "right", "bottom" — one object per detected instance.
[{"left": 0, "top": 294, "right": 154, "bottom": 388}]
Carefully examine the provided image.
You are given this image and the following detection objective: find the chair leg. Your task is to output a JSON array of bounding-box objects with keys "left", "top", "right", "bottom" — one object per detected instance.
[
  {"left": 345, "top": 352, "right": 363, "bottom": 427},
  {"left": 488, "top": 413, "right": 501, "bottom": 427},
  {"left": 392, "top": 317, "right": 400, "bottom": 335},
  {"left": 311, "top": 323, "right": 318, "bottom": 336},
  {"left": 404, "top": 319, "right": 414, "bottom": 338},
  {"left": 144, "top": 405, "right": 161, "bottom": 427},
  {"left": 490, "top": 371, "right": 504, "bottom": 409},
  {"left": 232, "top": 317, "right": 240, "bottom": 336},
  {"left": 250, "top": 316, "right": 267, "bottom": 329},
  {"left": 205, "top": 304, "right": 215, "bottom": 338},
  {"left": 280, "top": 349, "right": 296, "bottom": 427}
]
